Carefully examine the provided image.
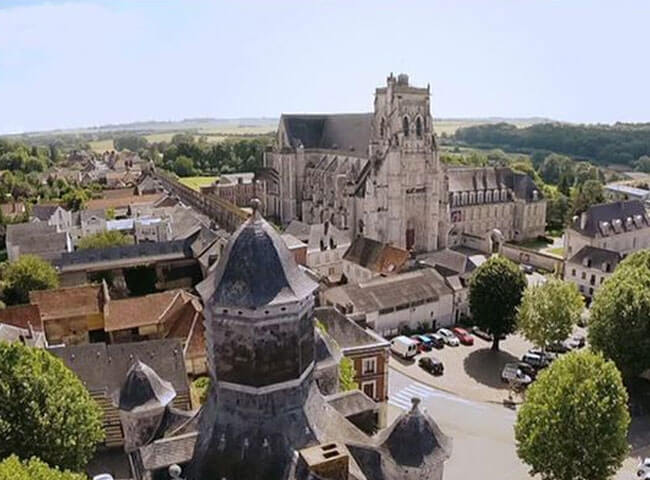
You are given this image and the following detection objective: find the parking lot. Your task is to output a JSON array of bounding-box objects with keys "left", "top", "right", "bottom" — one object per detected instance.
[{"left": 389, "top": 331, "right": 540, "bottom": 403}]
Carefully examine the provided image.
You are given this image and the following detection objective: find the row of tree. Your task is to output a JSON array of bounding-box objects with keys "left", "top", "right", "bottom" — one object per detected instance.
[
  {"left": 469, "top": 252, "right": 650, "bottom": 480},
  {"left": 454, "top": 121, "right": 650, "bottom": 168}
]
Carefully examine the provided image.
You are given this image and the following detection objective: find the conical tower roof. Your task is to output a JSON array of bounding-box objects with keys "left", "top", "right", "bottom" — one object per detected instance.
[
  {"left": 116, "top": 360, "right": 176, "bottom": 411},
  {"left": 197, "top": 200, "right": 318, "bottom": 309}
]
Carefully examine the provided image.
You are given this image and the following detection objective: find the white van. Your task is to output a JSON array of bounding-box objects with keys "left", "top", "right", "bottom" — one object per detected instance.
[{"left": 390, "top": 335, "right": 418, "bottom": 359}]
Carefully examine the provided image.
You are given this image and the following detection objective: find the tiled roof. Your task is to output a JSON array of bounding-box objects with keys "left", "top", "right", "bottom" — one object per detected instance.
[
  {"left": 30, "top": 284, "right": 105, "bottom": 321},
  {"left": 343, "top": 236, "right": 409, "bottom": 274},
  {"left": 86, "top": 193, "right": 164, "bottom": 211},
  {"left": 105, "top": 289, "right": 200, "bottom": 332},
  {"left": 0, "top": 304, "right": 42, "bottom": 331}
]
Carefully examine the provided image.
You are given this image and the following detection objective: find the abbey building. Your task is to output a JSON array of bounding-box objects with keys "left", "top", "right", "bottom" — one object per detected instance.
[{"left": 263, "top": 73, "right": 546, "bottom": 253}]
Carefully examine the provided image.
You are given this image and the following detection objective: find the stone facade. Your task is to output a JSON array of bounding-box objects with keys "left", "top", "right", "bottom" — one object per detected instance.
[{"left": 264, "top": 73, "right": 546, "bottom": 254}]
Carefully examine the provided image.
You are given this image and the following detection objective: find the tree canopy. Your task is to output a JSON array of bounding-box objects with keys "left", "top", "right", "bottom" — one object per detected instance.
[
  {"left": 517, "top": 278, "right": 584, "bottom": 350},
  {"left": 589, "top": 250, "right": 650, "bottom": 378},
  {"left": 469, "top": 255, "right": 526, "bottom": 350},
  {"left": 77, "top": 230, "right": 133, "bottom": 250},
  {"left": 0, "top": 456, "right": 87, "bottom": 480},
  {"left": 515, "top": 350, "right": 629, "bottom": 480},
  {"left": 1, "top": 255, "right": 59, "bottom": 305},
  {"left": 0, "top": 343, "right": 104, "bottom": 471},
  {"left": 569, "top": 179, "right": 604, "bottom": 217},
  {"left": 114, "top": 135, "right": 149, "bottom": 152}
]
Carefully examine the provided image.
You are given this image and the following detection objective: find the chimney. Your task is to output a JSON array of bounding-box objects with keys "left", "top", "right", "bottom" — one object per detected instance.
[
  {"left": 299, "top": 443, "right": 349, "bottom": 480},
  {"left": 580, "top": 212, "right": 588, "bottom": 230}
]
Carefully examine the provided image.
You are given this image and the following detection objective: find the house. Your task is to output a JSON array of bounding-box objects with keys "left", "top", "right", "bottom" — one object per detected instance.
[
  {"left": 564, "top": 200, "right": 650, "bottom": 298},
  {"left": 306, "top": 221, "right": 351, "bottom": 283},
  {"left": 604, "top": 183, "right": 650, "bottom": 205},
  {"left": 69, "top": 209, "right": 107, "bottom": 245},
  {"left": 342, "top": 236, "right": 410, "bottom": 284},
  {"left": 31, "top": 204, "right": 73, "bottom": 232},
  {"left": 281, "top": 232, "right": 307, "bottom": 266},
  {"left": 29, "top": 283, "right": 109, "bottom": 345},
  {"left": 322, "top": 268, "right": 455, "bottom": 337},
  {"left": 0, "top": 304, "right": 42, "bottom": 331},
  {"left": 314, "top": 307, "right": 390, "bottom": 404},
  {"left": 48, "top": 339, "right": 191, "bottom": 448},
  {"left": 200, "top": 172, "right": 258, "bottom": 207},
  {"left": 5, "top": 222, "right": 71, "bottom": 262}
]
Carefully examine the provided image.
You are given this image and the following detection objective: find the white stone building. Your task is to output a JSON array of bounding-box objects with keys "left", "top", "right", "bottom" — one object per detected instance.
[
  {"left": 263, "top": 73, "right": 546, "bottom": 255},
  {"left": 564, "top": 200, "right": 650, "bottom": 300}
]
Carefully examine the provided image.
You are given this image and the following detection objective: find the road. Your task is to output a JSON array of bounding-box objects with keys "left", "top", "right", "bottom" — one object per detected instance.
[{"left": 388, "top": 368, "right": 640, "bottom": 480}]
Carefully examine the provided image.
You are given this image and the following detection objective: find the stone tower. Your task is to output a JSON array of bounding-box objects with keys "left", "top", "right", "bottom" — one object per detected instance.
[
  {"left": 360, "top": 73, "right": 443, "bottom": 252},
  {"left": 189, "top": 200, "right": 321, "bottom": 479}
]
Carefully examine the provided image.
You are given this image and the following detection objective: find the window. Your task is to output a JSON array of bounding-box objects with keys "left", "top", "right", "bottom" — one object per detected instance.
[
  {"left": 415, "top": 116, "right": 423, "bottom": 138},
  {"left": 571, "top": 268, "right": 576, "bottom": 277},
  {"left": 379, "top": 117, "right": 386, "bottom": 138},
  {"left": 362, "top": 357, "right": 377, "bottom": 374},
  {"left": 581, "top": 272, "right": 586, "bottom": 280},
  {"left": 362, "top": 380, "right": 376, "bottom": 399},
  {"left": 402, "top": 116, "right": 410, "bottom": 137}
]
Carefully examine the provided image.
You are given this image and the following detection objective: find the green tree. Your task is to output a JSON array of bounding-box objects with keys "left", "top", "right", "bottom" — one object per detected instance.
[
  {"left": 570, "top": 179, "right": 604, "bottom": 217},
  {"left": 515, "top": 351, "right": 629, "bottom": 480},
  {"left": 0, "top": 455, "right": 87, "bottom": 480},
  {"left": 2, "top": 255, "right": 59, "bottom": 305},
  {"left": 635, "top": 155, "right": 650, "bottom": 173},
  {"left": 77, "top": 230, "right": 133, "bottom": 250},
  {"left": 339, "top": 356, "right": 357, "bottom": 391},
  {"left": 517, "top": 278, "right": 584, "bottom": 350},
  {"left": 469, "top": 255, "right": 526, "bottom": 351},
  {"left": 105, "top": 207, "right": 116, "bottom": 220},
  {"left": 114, "top": 135, "right": 148, "bottom": 152},
  {"left": 0, "top": 343, "right": 104, "bottom": 471},
  {"left": 192, "top": 377, "right": 210, "bottom": 405},
  {"left": 589, "top": 250, "right": 650, "bottom": 378},
  {"left": 61, "top": 189, "right": 90, "bottom": 211},
  {"left": 172, "top": 155, "right": 196, "bottom": 177}
]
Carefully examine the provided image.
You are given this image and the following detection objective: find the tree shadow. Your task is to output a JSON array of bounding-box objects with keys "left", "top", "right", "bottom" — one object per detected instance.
[{"left": 463, "top": 348, "right": 519, "bottom": 390}]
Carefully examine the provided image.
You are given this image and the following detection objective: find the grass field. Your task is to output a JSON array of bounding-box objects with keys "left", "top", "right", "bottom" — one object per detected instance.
[
  {"left": 88, "top": 138, "right": 114, "bottom": 152},
  {"left": 179, "top": 176, "right": 219, "bottom": 191}
]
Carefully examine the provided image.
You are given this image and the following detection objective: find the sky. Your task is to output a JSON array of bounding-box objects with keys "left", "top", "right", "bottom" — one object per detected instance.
[{"left": 1, "top": 0, "right": 649, "bottom": 134}]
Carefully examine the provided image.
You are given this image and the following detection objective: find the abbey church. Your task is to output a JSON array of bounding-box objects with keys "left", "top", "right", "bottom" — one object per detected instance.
[{"left": 263, "top": 73, "right": 546, "bottom": 253}]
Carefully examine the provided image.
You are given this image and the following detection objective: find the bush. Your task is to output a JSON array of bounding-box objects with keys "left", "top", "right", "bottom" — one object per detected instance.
[
  {"left": 0, "top": 455, "right": 87, "bottom": 480},
  {"left": 2, "top": 255, "right": 59, "bottom": 305}
]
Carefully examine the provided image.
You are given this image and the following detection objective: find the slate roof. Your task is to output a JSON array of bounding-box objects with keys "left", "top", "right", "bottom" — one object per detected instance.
[
  {"left": 140, "top": 431, "right": 198, "bottom": 471},
  {"left": 30, "top": 284, "right": 106, "bottom": 321},
  {"left": 448, "top": 167, "right": 543, "bottom": 202},
  {"left": 567, "top": 246, "right": 622, "bottom": 269},
  {"left": 48, "top": 339, "right": 189, "bottom": 395},
  {"left": 117, "top": 360, "right": 177, "bottom": 411},
  {"left": 31, "top": 204, "right": 61, "bottom": 221},
  {"left": 343, "top": 237, "right": 409, "bottom": 275},
  {"left": 197, "top": 209, "right": 318, "bottom": 309},
  {"left": 280, "top": 113, "right": 373, "bottom": 157},
  {"left": 326, "top": 390, "right": 379, "bottom": 418},
  {"left": 570, "top": 200, "right": 649, "bottom": 237},
  {"left": 6, "top": 222, "right": 70, "bottom": 261},
  {"left": 284, "top": 220, "right": 312, "bottom": 243}
]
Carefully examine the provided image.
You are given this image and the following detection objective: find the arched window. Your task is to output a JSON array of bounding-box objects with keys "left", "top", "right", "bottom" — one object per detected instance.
[
  {"left": 415, "top": 116, "right": 423, "bottom": 138},
  {"left": 402, "top": 116, "right": 410, "bottom": 137},
  {"left": 380, "top": 117, "right": 386, "bottom": 138}
]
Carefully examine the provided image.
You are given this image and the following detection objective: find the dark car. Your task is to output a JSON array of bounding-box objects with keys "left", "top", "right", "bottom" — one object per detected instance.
[
  {"left": 516, "top": 362, "right": 537, "bottom": 380},
  {"left": 425, "top": 333, "right": 445, "bottom": 349},
  {"left": 419, "top": 356, "right": 444, "bottom": 375},
  {"left": 546, "top": 341, "right": 572, "bottom": 354}
]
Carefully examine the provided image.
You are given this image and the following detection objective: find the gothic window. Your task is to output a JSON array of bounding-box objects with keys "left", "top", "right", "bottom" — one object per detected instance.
[
  {"left": 461, "top": 192, "right": 468, "bottom": 205},
  {"left": 477, "top": 191, "right": 484, "bottom": 203},
  {"left": 501, "top": 189, "right": 507, "bottom": 201},
  {"left": 452, "top": 192, "right": 459, "bottom": 206},
  {"left": 486, "top": 190, "right": 492, "bottom": 203},
  {"left": 415, "top": 116, "right": 423, "bottom": 138},
  {"left": 469, "top": 192, "right": 476, "bottom": 204},
  {"left": 402, "top": 116, "right": 410, "bottom": 137},
  {"left": 380, "top": 117, "right": 386, "bottom": 138}
]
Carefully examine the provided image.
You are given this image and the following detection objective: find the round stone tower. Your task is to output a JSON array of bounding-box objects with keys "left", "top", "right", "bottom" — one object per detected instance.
[{"left": 190, "top": 200, "right": 320, "bottom": 479}]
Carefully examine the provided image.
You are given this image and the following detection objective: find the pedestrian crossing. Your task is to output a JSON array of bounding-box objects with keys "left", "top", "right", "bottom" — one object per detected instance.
[{"left": 388, "top": 379, "right": 486, "bottom": 411}]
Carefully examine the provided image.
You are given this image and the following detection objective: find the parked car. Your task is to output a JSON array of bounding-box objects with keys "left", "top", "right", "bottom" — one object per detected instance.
[
  {"left": 521, "top": 264, "right": 534, "bottom": 274},
  {"left": 437, "top": 328, "right": 460, "bottom": 346},
  {"left": 409, "top": 335, "right": 423, "bottom": 352},
  {"left": 452, "top": 327, "right": 474, "bottom": 345},
  {"left": 425, "top": 333, "right": 445, "bottom": 349},
  {"left": 516, "top": 362, "right": 537, "bottom": 380},
  {"left": 521, "top": 351, "right": 552, "bottom": 370},
  {"left": 567, "top": 334, "right": 586, "bottom": 349},
  {"left": 546, "top": 341, "right": 572, "bottom": 354},
  {"left": 415, "top": 334, "right": 435, "bottom": 351},
  {"left": 501, "top": 363, "right": 533, "bottom": 386},
  {"left": 419, "top": 356, "right": 444, "bottom": 375},
  {"left": 390, "top": 336, "right": 418, "bottom": 359}
]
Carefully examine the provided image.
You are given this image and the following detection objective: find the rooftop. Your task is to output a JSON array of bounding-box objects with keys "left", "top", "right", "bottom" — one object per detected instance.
[
  {"left": 605, "top": 183, "right": 650, "bottom": 197},
  {"left": 29, "top": 283, "right": 106, "bottom": 321},
  {"left": 343, "top": 236, "right": 409, "bottom": 275},
  {"left": 570, "top": 200, "right": 649, "bottom": 237},
  {"left": 314, "top": 307, "right": 388, "bottom": 351}
]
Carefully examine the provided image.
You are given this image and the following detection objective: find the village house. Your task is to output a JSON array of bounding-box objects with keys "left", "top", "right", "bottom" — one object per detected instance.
[
  {"left": 6, "top": 222, "right": 72, "bottom": 262},
  {"left": 564, "top": 200, "right": 650, "bottom": 299},
  {"left": 322, "top": 268, "right": 455, "bottom": 337},
  {"left": 31, "top": 204, "right": 73, "bottom": 231},
  {"left": 342, "top": 236, "right": 410, "bottom": 285}
]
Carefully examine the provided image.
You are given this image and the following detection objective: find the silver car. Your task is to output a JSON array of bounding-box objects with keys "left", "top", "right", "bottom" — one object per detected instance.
[{"left": 437, "top": 328, "right": 460, "bottom": 346}]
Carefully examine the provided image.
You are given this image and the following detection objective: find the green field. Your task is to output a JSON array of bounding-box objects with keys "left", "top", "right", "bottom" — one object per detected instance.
[
  {"left": 179, "top": 176, "right": 219, "bottom": 191},
  {"left": 88, "top": 138, "right": 114, "bottom": 153}
]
